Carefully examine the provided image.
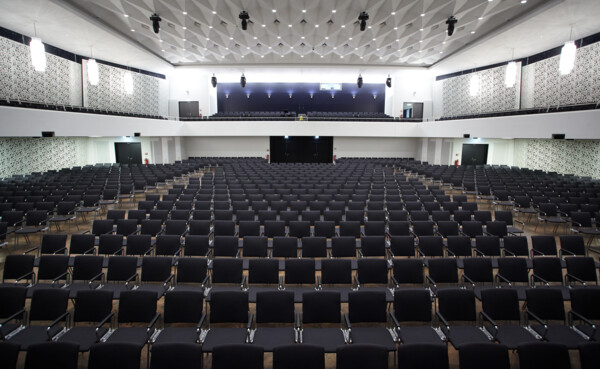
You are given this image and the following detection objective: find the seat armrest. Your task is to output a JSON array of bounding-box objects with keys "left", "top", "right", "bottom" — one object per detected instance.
[
  {"left": 278, "top": 275, "right": 284, "bottom": 291},
  {"left": 565, "top": 273, "right": 586, "bottom": 286},
  {"left": 531, "top": 249, "right": 544, "bottom": 257},
  {"left": 559, "top": 248, "right": 575, "bottom": 257},
  {"left": 240, "top": 275, "right": 247, "bottom": 290},
  {"left": 112, "top": 247, "right": 124, "bottom": 256},
  {"left": 0, "top": 308, "right": 26, "bottom": 333},
  {"left": 47, "top": 311, "right": 70, "bottom": 339},
  {"left": 390, "top": 275, "right": 400, "bottom": 289},
  {"left": 83, "top": 247, "right": 96, "bottom": 255},
  {"left": 526, "top": 309, "right": 548, "bottom": 338},
  {"left": 89, "top": 272, "right": 105, "bottom": 287},
  {"left": 480, "top": 311, "right": 498, "bottom": 339},
  {"left": 462, "top": 273, "right": 475, "bottom": 288},
  {"left": 53, "top": 247, "right": 68, "bottom": 255},
  {"left": 246, "top": 313, "right": 254, "bottom": 343},
  {"left": 569, "top": 310, "right": 596, "bottom": 338},
  {"left": 95, "top": 312, "right": 114, "bottom": 340},
  {"left": 52, "top": 271, "right": 70, "bottom": 285},
  {"left": 23, "top": 247, "right": 39, "bottom": 255},
  {"left": 125, "top": 273, "right": 139, "bottom": 287},
  {"left": 353, "top": 275, "right": 360, "bottom": 290},
  {"left": 147, "top": 313, "right": 161, "bottom": 337},
  {"left": 163, "top": 274, "right": 174, "bottom": 290},
  {"left": 446, "top": 247, "right": 456, "bottom": 257},
  {"left": 495, "top": 273, "right": 512, "bottom": 287},
  {"left": 531, "top": 273, "right": 549, "bottom": 286},
  {"left": 502, "top": 248, "right": 516, "bottom": 257},
  {"left": 436, "top": 311, "right": 450, "bottom": 330},
  {"left": 15, "top": 271, "right": 35, "bottom": 284},
  {"left": 316, "top": 275, "right": 322, "bottom": 290}
]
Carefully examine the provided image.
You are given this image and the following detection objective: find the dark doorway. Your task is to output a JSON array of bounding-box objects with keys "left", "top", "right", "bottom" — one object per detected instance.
[
  {"left": 461, "top": 144, "right": 488, "bottom": 165},
  {"left": 270, "top": 136, "right": 333, "bottom": 163},
  {"left": 115, "top": 142, "right": 142, "bottom": 165},
  {"left": 179, "top": 101, "right": 200, "bottom": 120}
]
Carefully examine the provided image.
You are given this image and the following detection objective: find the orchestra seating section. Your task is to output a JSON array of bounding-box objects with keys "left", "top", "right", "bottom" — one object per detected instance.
[
  {"left": 307, "top": 112, "right": 394, "bottom": 121},
  {"left": 1, "top": 157, "right": 600, "bottom": 368},
  {"left": 209, "top": 111, "right": 297, "bottom": 120}
]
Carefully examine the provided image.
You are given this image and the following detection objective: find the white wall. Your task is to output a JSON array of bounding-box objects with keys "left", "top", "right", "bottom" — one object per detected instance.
[
  {"left": 85, "top": 136, "right": 156, "bottom": 164},
  {"left": 333, "top": 137, "right": 417, "bottom": 158},
  {"left": 449, "top": 138, "right": 515, "bottom": 166},
  {"left": 182, "top": 137, "right": 269, "bottom": 158}
]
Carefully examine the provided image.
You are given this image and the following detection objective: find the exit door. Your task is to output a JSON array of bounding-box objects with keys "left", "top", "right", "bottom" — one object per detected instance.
[
  {"left": 461, "top": 144, "right": 488, "bottom": 165},
  {"left": 115, "top": 142, "right": 142, "bottom": 165}
]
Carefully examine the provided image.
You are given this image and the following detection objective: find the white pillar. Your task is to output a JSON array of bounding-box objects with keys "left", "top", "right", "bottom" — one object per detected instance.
[{"left": 161, "top": 137, "right": 169, "bottom": 164}]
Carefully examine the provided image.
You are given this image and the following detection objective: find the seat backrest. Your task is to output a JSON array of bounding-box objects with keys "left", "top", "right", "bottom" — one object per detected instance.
[
  {"left": 480, "top": 288, "right": 521, "bottom": 321},
  {"left": 118, "top": 290, "right": 157, "bottom": 323},
  {"left": 437, "top": 288, "right": 477, "bottom": 322},
  {"left": 347, "top": 291, "right": 387, "bottom": 323},
  {"left": 25, "top": 342, "right": 79, "bottom": 369},
  {"left": 336, "top": 343, "right": 389, "bottom": 369},
  {"left": 393, "top": 289, "right": 432, "bottom": 323},
  {"left": 176, "top": 257, "right": 207, "bottom": 284},
  {"left": 256, "top": 291, "right": 295, "bottom": 324},
  {"left": 459, "top": 343, "right": 510, "bottom": 369},
  {"left": 88, "top": 342, "right": 142, "bottom": 369},
  {"left": 321, "top": 259, "right": 352, "bottom": 284},
  {"left": 212, "top": 344, "right": 263, "bottom": 369},
  {"left": 212, "top": 258, "right": 243, "bottom": 284},
  {"left": 73, "top": 290, "right": 114, "bottom": 323},
  {"left": 532, "top": 257, "right": 563, "bottom": 283},
  {"left": 525, "top": 288, "right": 565, "bottom": 321},
  {"left": 209, "top": 291, "right": 249, "bottom": 323},
  {"left": 302, "top": 291, "right": 341, "bottom": 324},
  {"left": 273, "top": 344, "right": 325, "bottom": 369},
  {"left": 397, "top": 343, "right": 449, "bottom": 369},
  {"left": 164, "top": 290, "right": 204, "bottom": 324},
  {"left": 29, "top": 288, "right": 70, "bottom": 321},
  {"left": 0, "top": 286, "right": 27, "bottom": 319},
  {"left": 284, "top": 259, "right": 315, "bottom": 284}
]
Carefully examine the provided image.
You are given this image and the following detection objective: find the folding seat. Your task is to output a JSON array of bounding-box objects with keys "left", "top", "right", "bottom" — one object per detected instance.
[
  {"left": 97, "top": 234, "right": 125, "bottom": 256},
  {"left": 436, "top": 288, "right": 492, "bottom": 348},
  {"left": 517, "top": 342, "right": 571, "bottom": 369},
  {"left": 328, "top": 201, "right": 346, "bottom": 211},
  {"left": 431, "top": 210, "right": 451, "bottom": 224},
  {"left": 75, "top": 195, "right": 101, "bottom": 222},
  {"left": 212, "top": 236, "right": 240, "bottom": 257},
  {"left": 412, "top": 220, "right": 435, "bottom": 237},
  {"left": 569, "top": 288, "right": 600, "bottom": 342},
  {"left": 0, "top": 341, "right": 19, "bottom": 369},
  {"left": 389, "top": 236, "right": 415, "bottom": 257},
  {"left": 272, "top": 236, "right": 298, "bottom": 258},
  {"left": 362, "top": 221, "right": 384, "bottom": 237},
  {"left": 345, "top": 209, "right": 365, "bottom": 224},
  {"left": 531, "top": 257, "right": 567, "bottom": 295},
  {"left": 242, "top": 236, "right": 268, "bottom": 258},
  {"left": 348, "top": 200, "right": 366, "bottom": 211},
  {"left": 212, "top": 201, "right": 230, "bottom": 211},
  {"left": 134, "top": 257, "right": 174, "bottom": 298},
  {"left": 397, "top": 343, "right": 449, "bottom": 369},
  {"left": 0, "top": 286, "right": 27, "bottom": 340},
  {"left": 211, "top": 344, "right": 263, "bottom": 369},
  {"left": 409, "top": 210, "right": 430, "bottom": 222},
  {"left": 314, "top": 221, "right": 335, "bottom": 238},
  {"left": 25, "top": 255, "right": 70, "bottom": 297},
  {"left": 393, "top": 288, "right": 443, "bottom": 344},
  {"left": 525, "top": 288, "right": 587, "bottom": 348},
  {"left": 452, "top": 210, "right": 472, "bottom": 225},
  {"left": 502, "top": 235, "right": 529, "bottom": 256},
  {"left": 531, "top": 235, "right": 558, "bottom": 257},
  {"left": 149, "top": 210, "right": 169, "bottom": 224},
  {"left": 323, "top": 210, "right": 342, "bottom": 225},
  {"left": 359, "top": 236, "right": 386, "bottom": 258},
  {"left": 270, "top": 200, "right": 288, "bottom": 213},
  {"left": 495, "top": 210, "right": 524, "bottom": 234},
  {"left": 387, "top": 221, "right": 410, "bottom": 237},
  {"left": 289, "top": 200, "right": 307, "bottom": 212},
  {"left": 565, "top": 256, "right": 598, "bottom": 285},
  {"left": 279, "top": 210, "right": 298, "bottom": 226},
  {"left": 150, "top": 343, "right": 202, "bottom": 369},
  {"left": 417, "top": 236, "right": 445, "bottom": 257},
  {"left": 319, "top": 259, "right": 352, "bottom": 294},
  {"left": 232, "top": 200, "right": 250, "bottom": 213},
  {"left": 172, "top": 257, "right": 208, "bottom": 293},
  {"left": 235, "top": 209, "right": 255, "bottom": 222},
  {"left": 250, "top": 291, "right": 297, "bottom": 350},
  {"left": 14, "top": 210, "right": 49, "bottom": 246},
  {"left": 126, "top": 209, "right": 147, "bottom": 225},
  {"left": 27, "top": 233, "right": 68, "bottom": 256},
  {"left": 188, "top": 220, "right": 211, "bottom": 236},
  {"left": 213, "top": 209, "right": 233, "bottom": 221},
  {"left": 474, "top": 235, "right": 501, "bottom": 257},
  {"left": 559, "top": 235, "right": 586, "bottom": 256},
  {"left": 200, "top": 291, "right": 252, "bottom": 352},
  {"left": 193, "top": 201, "right": 211, "bottom": 211},
  {"left": 24, "top": 342, "right": 80, "bottom": 369},
  {"left": 6, "top": 288, "right": 70, "bottom": 349},
  {"left": 388, "top": 210, "right": 408, "bottom": 221},
  {"left": 273, "top": 344, "right": 325, "bottom": 369},
  {"left": 309, "top": 200, "right": 327, "bottom": 214},
  {"left": 335, "top": 221, "right": 358, "bottom": 238},
  {"left": 163, "top": 219, "right": 187, "bottom": 237},
  {"left": 289, "top": 221, "right": 311, "bottom": 238},
  {"left": 537, "top": 203, "right": 567, "bottom": 233},
  {"left": 354, "top": 258, "right": 389, "bottom": 292},
  {"left": 213, "top": 220, "right": 236, "bottom": 236},
  {"left": 153, "top": 290, "right": 204, "bottom": 345},
  {"left": 137, "top": 200, "right": 155, "bottom": 213},
  {"left": 331, "top": 236, "right": 357, "bottom": 258},
  {"left": 155, "top": 234, "right": 183, "bottom": 258},
  {"left": 365, "top": 210, "right": 386, "bottom": 222},
  {"left": 238, "top": 220, "right": 260, "bottom": 237},
  {"left": 345, "top": 291, "right": 397, "bottom": 350},
  {"left": 263, "top": 220, "right": 286, "bottom": 238},
  {"left": 426, "top": 258, "right": 459, "bottom": 293},
  {"left": 301, "top": 210, "right": 321, "bottom": 225},
  {"left": 258, "top": 209, "right": 277, "bottom": 224},
  {"left": 302, "top": 237, "right": 327, "bottom": 258},
  {"left": 100, "top": 256, "right": 138, "bottom": 298},
  {"left": 437, "top": 221, "right": 459, "bottom": 238},
  {"left": 458, "top": 343, "right": 510, "bottom": 369}
]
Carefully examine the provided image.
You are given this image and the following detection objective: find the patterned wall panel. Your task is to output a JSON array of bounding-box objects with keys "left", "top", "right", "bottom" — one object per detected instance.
[
  {"left": 0, "top": 137, "right": 88, "bottom": 179},
  {"left": 521, "top": 42, "right": 600, "bottom": 108},
  {"left": 0, "top": 37, "right": 82, "bottom": 106},
  {"left": 85, "top": 62, "right": 159, "bottom": 115},
  {"left": 440, "top": 63, "right": 521, "bottom": 117},
  {"left": 513, "top": 139, "right": 600, "bottom": 178}
]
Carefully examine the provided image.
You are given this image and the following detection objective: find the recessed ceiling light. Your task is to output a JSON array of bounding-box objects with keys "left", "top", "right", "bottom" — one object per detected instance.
[
  {"left": 183, "top": 27, "right": 187, "bottom": 30},
  {"left": 253, "top": 36, "right": 257, "bottom": 39},
  {"left": 261, "top": 55, "right": 264, "bottom": 58},
  {"left": 341, "top": 25, "right": 345, "bottom": 28},
  {"left": 281, "top": 55, "right": 284, "bottom": 57},
  {"left": 212, "top": 11, "right": 217, "bottom": 14},
  {"left": 380, "top": 57, "right": 383, "bottom": 59},
  {"left": 471, "top": 31, "right": 475, "bottom": 34},
  {"left": 360, "top": 56, "right": 363, "bottom": 59},
  {"left": 288, "top": 24, "right": 292, "bottom": 27},
  {"left": 321, "top": 55, "right": 324, "bottom": 58},
  {"left": 204, "top": 47, "right": 207, "bottom": 50},
  {"left": 340, "top": 55, "right": 344, "bottom": 58},
  {"left": 131, "top": 29, "right": 135, "bottom": 32},
  {"left": 206, "top": 38, "right": 210, "bottom": 40},
  {"left": 241, "top": 55, "right": 245, "bottom": 58},
  {"left": 478, "top": 17, "right": 483, "bottom": 20},
  {"left": 247, "top": 46, "right": 250, "bottom": 49},
  {"left": 183, "top": 38, "right": 186, "bottom": 41},
  {"left": 325, "top": 36, "right": 329, "bottom": 40},
  {"left": 302, "top": 9, "right": 307, "bottom": 13},
  {"left": 373, "top": 38, "right": 376, "bottom": 41},
  {"left": 277, "top": 36, "right": 281, "bottom": 39},
  {"left": 391, "top": 12, "right": 396, "bottom": 15},
  {"left": 349, "top": 37, "right": 353, "bottom": 40},
  {"left": 290, "top": 46, "right": 294, "bottom": 49},
  {"left": 124, "top": 14, "right": 129, "bottom": 17},
  {"left": 161, "top": 49, "right": 165, "bottom": 52},
  {"left": 420, "top": 28, "right": 424, "bottom": 31},
  {"left": 355, "top": 47, "right": 358, "bottom": 50},
  {"left": 225, "top": 47, "right": 228, "bottom": 50},
  {"left": 421, "top": 13, "right": 425, "bottom": 17},
  {"left": 394, "top": 27, "right": 398, "bottom": 30},
  {"left": 332, "top": 10, "right": 337, "bottom": 13},
  {"left": 315, "top": 24, "right": 319, "bottom": 28},
  {"left": 159, "top": 39, "right": 163, "bottom": 42},
  {"left": 521, "top": 0, "right": 527, "bottom": 3},
  {"left": 442, "top": 41, "right": 446, "bottom": 44},
  {"left": 209, "top": 26, "right": 213, "bottom": 29},
  {"left": 301, "top": 55, "right": 304, "bottom": 58},
  {"left": 368, "top": 26, "right": 372, "bottom": 29},
  {"left": 301, "top": 36, "right": 305, "bottom": 39},
  {"left": 396, "top": 39, "right": 400, "bottom": 42},
  {"left": 439, "top": 51, "right": 443, "bottom": 54},
  {"left": 230, "top": 37, "right": 233, "bottom": 40},
  {"left": 272, "top": 9, "right": 277, "bottom": 13},
  {"left": 376, "top": 48, "right": 380, "bottom": 51},
  {"left": 419, "top": 50, "right": 423, "bottom": 53},
  {"left": 182, "top": 48, "right": 186, "bottom": 51},
  {"left": 333, "top": 47, "right": 337, "bottom": 50},
  {"left": 268, "top": 46, "right": 272, "bottom": 49},
  {"left": 182, "top": 11, "right": 187, "bottom": 15},
  {"left": 262, "top": 24, "right": 266, "bottom": 27},
  {"left": 419, "top": 40, "right": 423, "bottom": 43}
]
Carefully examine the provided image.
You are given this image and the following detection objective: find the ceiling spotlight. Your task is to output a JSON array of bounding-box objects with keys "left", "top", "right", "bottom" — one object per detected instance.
[
  {"left": 358, "top": 12, "right": 369, "bottom": 31},
  {"left": 239, "top": 11, "right": 250, "bottom": 31},
  {"left": 357, "top": 74, "right": 363, "bottom": 88},
  {"left": 386, "top": 75, "right": 392, "bottom": 88},
  {"left": 446, "top": 16, "right": 458, "bottom": 36},
  {"left": 240, "top": 73, "right": 246, "bottom": 87},
  {"left": 150, "top": 13, "right": 161, "bottom": 34},
  {"left": 211, "top": 74, "right": 217, "bottom": 88}
]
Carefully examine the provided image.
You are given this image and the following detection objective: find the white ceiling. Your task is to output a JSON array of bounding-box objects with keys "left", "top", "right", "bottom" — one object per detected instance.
[{"left": 0, "top": 0, "right": 599, "bottom": 75}]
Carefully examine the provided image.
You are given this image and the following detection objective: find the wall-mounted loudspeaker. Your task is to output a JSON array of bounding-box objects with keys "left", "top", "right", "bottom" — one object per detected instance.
[
  {"left": 134, "top": 132, "right": 141, "bottom": 137},
  {"left": 463, "top": 134, "right": 470, "bottom": 138},
  {"left": 41, "top": 131, "right": 55, "bottom": 137},
  {"left": 552, "top": 134, "right": 565, "bottom": 139}
]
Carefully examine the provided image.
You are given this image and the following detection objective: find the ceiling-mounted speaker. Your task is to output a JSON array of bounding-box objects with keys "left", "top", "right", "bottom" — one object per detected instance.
[
  {"left": 386, "top": 75, "right": 392, "bottom": 88},
  {"left": 552, "top": 134, "right": 565, "bottom": 139},
  {"left": 357, "top": 74, "right": 363, "bottom": 88},
  {"left": 134, "top": 132, "right": 141, "bottom": 137},
  {"left": 463, "top": 134, "right": 470, "bottom": 138},
  {"left": 41, "top": 131, "right": 55, "bottom": 137},
  {"left": 211, "top": 74, "right": 217, "bottom": 88},
  {"left": 240, "top": 73, "right": 246, "bottom": 88}
]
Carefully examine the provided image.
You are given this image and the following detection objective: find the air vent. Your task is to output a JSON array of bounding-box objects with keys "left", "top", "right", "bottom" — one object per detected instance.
[
  {"left": 428, "top": 48, "right": 434, "bottom": 51},
  {"left": 220, "top": 20, "right": 227, "bottom": 26},
  {"left": 343, "top": 43, "right": 349, "bottom": 47},
  {"left": 194, "top": 22, "right": 202, "bottom": 27},
  {"left": 407, "top": 46, "right": 413, "bottom": 50},
  {"left": 406, "top": 23, "right": 413, "bottom": 28},
  {"left": 380, "top": 22, "right": 386, "bottom": 27},
  {"left": 167, "top": 22, "right": 175, "bottom": 28},
  {"left": 457, "top": 26, "right": 465, "bottom": 32},
  {"left": 171, "top": 46, "right": 177, "bottom": 50},
  {"left": 300, "top": 19, "right": 307, "bottom": 24},
  {"left": 353, "top": 20, "right": 360, "bottom": 25},
  {"left": 256, "top": 43, "right": 261, "bottom": 47},
  {"left": 387, "top": 45, "right": 392, "bottom": 49},
  {"left": 322, "top": 43, "right": 327, "bottom": 47},
  {"left": 327, "top": 19, "right": 334, "bottom": 24},
  {"left": 278, "top": 43, "right": 284, "bottom": 47},
  {"left": 274, "top": 19, "right": 280, "bottom": 24},
  {"left": 235, "top": 43, "right": 240, "bottom": 47},
  {"left": 300, "top": 43, "right": 305, "bottom": 47},
  {"left": 141, "top": 24, "right": 150, "bottom": 30}
]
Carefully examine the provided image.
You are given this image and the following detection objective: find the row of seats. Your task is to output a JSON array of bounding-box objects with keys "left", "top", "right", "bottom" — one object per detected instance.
[{"left": 437, "top": 102, "right": 599, "bottom": 121}]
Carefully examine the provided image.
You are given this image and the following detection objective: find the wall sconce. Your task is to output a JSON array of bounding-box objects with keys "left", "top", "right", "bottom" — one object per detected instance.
[
  {"left": 373, "top": 94, "right": 377, "bottom": 99},
  {"left": 352, "top": 94, "right": 356, "bottom": 99},
  {"left": 246, "top": 93, "right": 250, "bottom": 99},
  {"left": 288, "top": 93, "right": 293, "bottom": 99},
  {"left": 225, "top": 93, "right": 229, "bottom": 99},
  {"left": 331, "top": 93, "right": 335, "bottom": 99},
  {"left": 310, "top": 93, "right": 314, "bottom": 99},
  {"left": 267, "top": 93, "right": 271, "bottom": 99}
]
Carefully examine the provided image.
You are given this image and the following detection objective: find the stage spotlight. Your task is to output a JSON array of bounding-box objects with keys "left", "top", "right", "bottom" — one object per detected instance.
[
  {"left": 150, "top": 13, "right": 162, "bottom": 34},
  {"left": 446, "top": 16, "right": 457, "bottom": 36},
  {"left": 386, "top": 75, "right": 392, "bottom": 88},
  {"left": 239, "top": 11, "right": 250, "bottom": 30},
  {"left": 357, "top": 74, "right": 363, "bottom": 88},
  {"left": 211, "top": 74, "right": 217, "bottom": 88},
  {"left": 358, "top": 12, "right": 369, "bottom": 31},
  {"left": 240, "top": 73, "right": 246, "bottom": 87}
]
